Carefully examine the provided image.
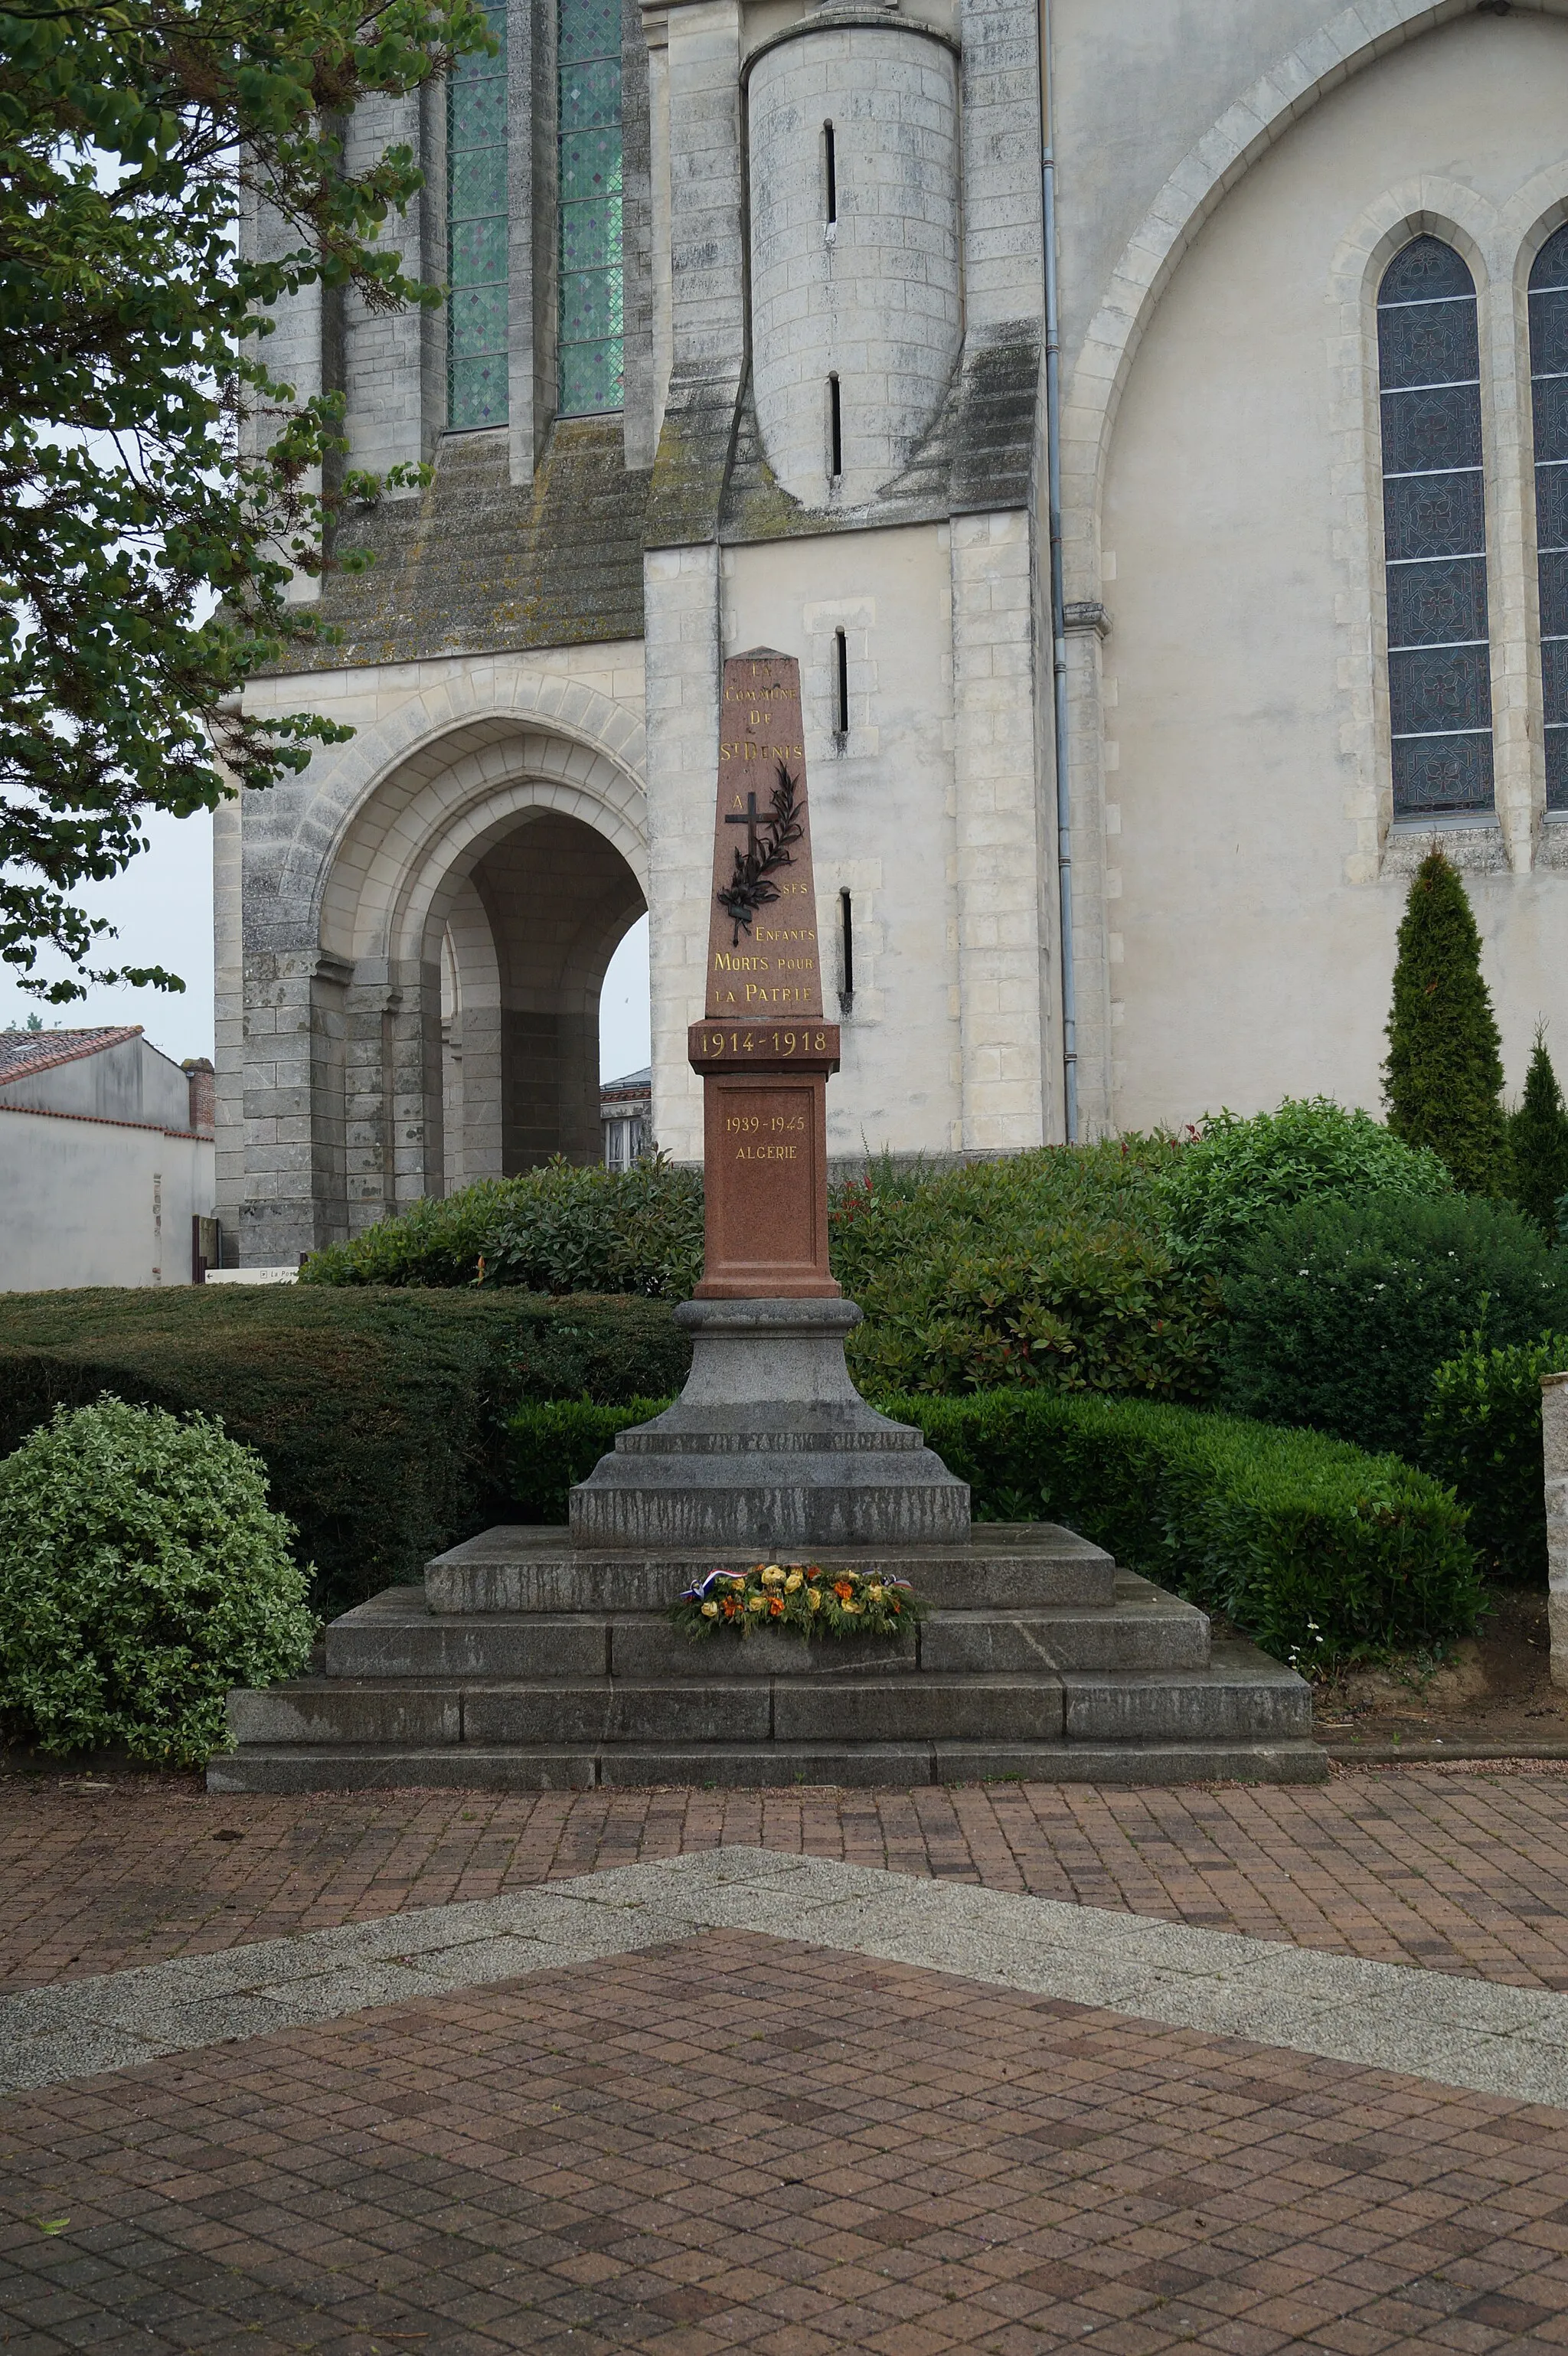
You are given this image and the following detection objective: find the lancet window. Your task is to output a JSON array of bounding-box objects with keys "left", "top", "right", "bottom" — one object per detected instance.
[
  {"left": 448, "top": 6, "right": 509, "bottom": 429},
  {"left": 557, "top": 0, "right": 624, "bottom": 413},
  {"left": 1529, "top": 224, "right": 1568, "bottom": 813},
  {"left": 1376, "top": 236, "right": 1494, "bottom": 815}
]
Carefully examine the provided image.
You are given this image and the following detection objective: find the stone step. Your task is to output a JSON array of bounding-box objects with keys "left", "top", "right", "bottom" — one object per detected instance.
[
  {"left": 227, "top": 1645, "right": 1306, "bottom": 1751},
  {"left": 323, "top": 1577, "right": 1210, "bottom": 1680},
  {"left": 424, "top": 1523, "right": 1119, "bottom": 1614},
  {"left": 206, "top": 1737, "right": 1329, "bottom": 1794}
]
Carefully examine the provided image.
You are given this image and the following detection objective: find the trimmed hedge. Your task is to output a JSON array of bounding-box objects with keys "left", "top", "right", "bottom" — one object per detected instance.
[
  {"left": 0, "top": 1289, "right": 690, "bottom": 1609},
  {"left": 1422, "top": 1333, "right": 1568, "bottom": 1586},
  {"left": 507, "top": 1390, "right": 1480, "bottom": 1666},
  {"left": 1217, "top": 1190, "right": 1568, "bottom": 1459}
]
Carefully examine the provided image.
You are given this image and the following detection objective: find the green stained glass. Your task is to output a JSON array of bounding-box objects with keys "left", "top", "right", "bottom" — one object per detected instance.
[
  {"left": 449, "top": 5, "right": 508, "bottom": 429},
  {"left": 561, "top": 190, "right": 622, "bottom": 271},
  {"left": 558, "top": 0, "right": 619, "bottom": 62},
  {"left": 557, "top": 0, "right": 622, "bottom": 413},
  {"left": 560, "top": 129, "right": 622, "bottom": 206},
  {"left": 560, "top": 57, "right": 620, "bottom": 130}
]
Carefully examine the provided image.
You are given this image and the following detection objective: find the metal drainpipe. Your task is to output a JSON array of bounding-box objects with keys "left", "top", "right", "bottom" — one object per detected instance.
[{"left": 1040, "top": 0, "right": 1078, "bottom": 1143}]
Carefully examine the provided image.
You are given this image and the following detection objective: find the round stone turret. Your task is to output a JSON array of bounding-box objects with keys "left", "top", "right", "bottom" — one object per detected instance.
[{"left": 745, "top": 10, "right": 962, "bottom": 510}]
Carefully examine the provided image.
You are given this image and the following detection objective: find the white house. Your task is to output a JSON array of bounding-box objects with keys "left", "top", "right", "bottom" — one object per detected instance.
[{"left": 0, "top": 1028, "right": 218, "bottom": 1291}]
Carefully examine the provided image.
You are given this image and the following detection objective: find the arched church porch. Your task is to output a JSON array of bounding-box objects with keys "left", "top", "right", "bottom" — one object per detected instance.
[{"left": 228, "top": 714, "right": 648, "bottom": 1263}]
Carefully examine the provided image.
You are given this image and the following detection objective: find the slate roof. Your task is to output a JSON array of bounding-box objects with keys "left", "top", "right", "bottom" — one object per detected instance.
[
  {"left": 0, "top": 1027, "right": 141, "bottom": 1085},
  {"left": 601, "top": 1067, "right": 652, "bottom": 1101}
]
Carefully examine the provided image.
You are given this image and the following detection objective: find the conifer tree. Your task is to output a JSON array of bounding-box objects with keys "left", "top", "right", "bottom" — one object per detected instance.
[
  {"left": 1508, "top": 1024, "right": 1568, "bottom": 1236},
  {"left": 1383, "top": 848, "right": 1506, "bottom": 1194}
]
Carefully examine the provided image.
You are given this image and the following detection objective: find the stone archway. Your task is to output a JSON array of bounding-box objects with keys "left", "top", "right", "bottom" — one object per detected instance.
[
  {"left": 439, "top": 810, "right": 646, "bottom": 1188},
  {"left": 302, "top": 717, "right": 649, "bottom": 1240}
]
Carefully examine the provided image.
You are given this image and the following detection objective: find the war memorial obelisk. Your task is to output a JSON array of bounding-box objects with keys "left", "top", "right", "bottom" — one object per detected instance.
[
  {"left": 571, "top": 650, "right": 969, "bottom": 1547},
  {"left": 211, "top": 653, "right": 1323, "bottom": 1788}
]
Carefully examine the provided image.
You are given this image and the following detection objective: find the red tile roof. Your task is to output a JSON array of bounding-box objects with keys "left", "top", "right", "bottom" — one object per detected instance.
[{"left": 0, "top": 1026, "right": 142, "bottom": 1086}]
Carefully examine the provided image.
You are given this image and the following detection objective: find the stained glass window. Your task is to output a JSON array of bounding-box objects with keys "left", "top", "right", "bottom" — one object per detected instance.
[
  {"left": 1530, "top": 224, "right": 1568, "bottom": 812},
  {"left": 557, "top": 0, "right": 623, "bottom": 413},
  {"left": 1377, "top": 237, "right": 1494, "bottom": 815},
  {"left": 448, "top": 7, "right": 508, "bottom": 430}
]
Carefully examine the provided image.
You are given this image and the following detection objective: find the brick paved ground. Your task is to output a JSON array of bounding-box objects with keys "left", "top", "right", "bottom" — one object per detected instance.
[
  {"left": 8, "top": 1764, "right": 1568, "bottom": 1995},
  {"left": 6, "top": 1930, "right": 1568, "bottom": 2356}
]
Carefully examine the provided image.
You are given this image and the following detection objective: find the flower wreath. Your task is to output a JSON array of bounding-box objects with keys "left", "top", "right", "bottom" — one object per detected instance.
[{"left": 670, "top": 1562, "right": 922, "bottom": 1642}]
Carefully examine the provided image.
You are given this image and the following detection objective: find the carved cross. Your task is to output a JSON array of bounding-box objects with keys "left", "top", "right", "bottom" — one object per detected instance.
[{"left": 724, "top": 793, "right": 762, "bottom": 864}]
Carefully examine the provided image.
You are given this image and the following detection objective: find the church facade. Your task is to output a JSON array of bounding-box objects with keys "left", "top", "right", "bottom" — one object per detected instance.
[{"left": 220, "top": 0, "right": 1568, "bottom": 1265}]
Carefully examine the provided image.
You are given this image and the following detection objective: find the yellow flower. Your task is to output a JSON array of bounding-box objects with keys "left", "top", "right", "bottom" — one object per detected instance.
[
  {"left": 747, "top": 1594, "right": 767, "bottom": 1613},
  {"left": 784, "top": 1570, "right": 804, "bottom": 1593},
  {"left": 866, "top": 1583, "right": 884, "bottom": 1601},
  {"left": 809, "top": 1589, "right": 823, "bottom": 1612},
  {"left": 760, "top": 1565, "right": 785, "bottom": 1586},
  {"left": 841, "top": 1600, "right": 863, "bottom": 1616},
  {"left": 700, "top": 1600, "right": 720, "bottom": 1619}
]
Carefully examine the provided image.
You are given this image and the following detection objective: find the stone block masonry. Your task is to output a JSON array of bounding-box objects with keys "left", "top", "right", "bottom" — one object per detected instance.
[{"left": 1547, "top": 1371, "right": 1568, "bottom": 1688}]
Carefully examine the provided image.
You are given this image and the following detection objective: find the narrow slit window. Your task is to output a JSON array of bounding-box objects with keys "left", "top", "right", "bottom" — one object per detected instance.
[
  {"left": 839, "top": 889, "right": 854, "bottom": 1010},
  {"left": 557, "top": 0, "right": 624, "bottom": 415},
  {"left": 1529, "top": 223, "right": 1568, "bottom": 812},
  {"left": 1375, "top": 235, "right": 1494, "bottom": 815},
  {"left": 448, "top": 5, "right": 509, "bottom": 429},
  {"left": 834, "top": 628, "right": 849, "bottom": 734},
  {"left": 824, "top": 122, "right": 837, "bottom": 225},
  {"left": 828, "top": 374, "right": 842, "bottom": 480}
]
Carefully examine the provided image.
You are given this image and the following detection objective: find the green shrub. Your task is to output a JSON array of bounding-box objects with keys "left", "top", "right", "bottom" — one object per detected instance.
[
  {"left": 829, "top": 1141, "right": 1218, "bottom": 1400},
  {"left": 0, "top": 1288, "right": 691, "bottom": 1609},
  {"left": 301, "top": 1155, "right": 704, "bottom": 1296},
  {"left": 1383, "top": 846, "right": 1507, "bottom": 1194},
  {"left": 1507, "top": 1028, "right": 1568, "bottom": 1236},
  {"left": 506, "top": 1390, "right": 1478, "bottom": 1667},
  {"left": 1217, "top": 1191, "right": 1568, "bottom": 1460},
  {"left": 1422, "top": 1333, "right": 1568, "bottom": 1585},
  {"left": 0, "top": 1398, "right": 315, "bottom": 1764},
  {"left": 1155, "top": 1099, "right": 1452, "bottom": 1276}
]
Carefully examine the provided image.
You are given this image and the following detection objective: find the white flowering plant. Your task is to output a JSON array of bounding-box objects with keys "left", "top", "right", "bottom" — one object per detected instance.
[{"left": 671, "top": 1563, "right": 922, "bottom": 1642}]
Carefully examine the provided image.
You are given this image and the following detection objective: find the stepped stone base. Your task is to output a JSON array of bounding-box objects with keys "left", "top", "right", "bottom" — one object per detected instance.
[{"left": 209, "top": 1524, "right": 1328, "bottom": 1792}]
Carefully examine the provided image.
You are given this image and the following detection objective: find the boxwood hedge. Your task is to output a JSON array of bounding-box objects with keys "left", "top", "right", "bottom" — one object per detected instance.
[{"left": 0, "top": 1289, "right": 690, "bottom": 1610}]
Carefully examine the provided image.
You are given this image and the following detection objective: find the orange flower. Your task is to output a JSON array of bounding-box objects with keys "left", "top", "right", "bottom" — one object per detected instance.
[
  {"left": 768, "top": 1596, "right": 785, "bottom": 1618},
  {"left": 832, "top": 1578, "right": 856, "bottom": 1602}
]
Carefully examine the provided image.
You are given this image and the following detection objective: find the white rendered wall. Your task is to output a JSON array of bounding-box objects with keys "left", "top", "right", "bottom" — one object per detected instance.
[
  {"left": 746, "top": 22, "right": 962, "bottom": 509},
  {"left": 1100, "top": 14, "right": 1568, "bottom": 1132},
  {"left": 0, "top": 1113, "right": 214, "bottom": 1291}
]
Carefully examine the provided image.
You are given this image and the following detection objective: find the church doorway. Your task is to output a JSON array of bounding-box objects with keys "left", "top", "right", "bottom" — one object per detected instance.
[{"left": 439, "top": 809, "right": 645, "bottom": 1189}]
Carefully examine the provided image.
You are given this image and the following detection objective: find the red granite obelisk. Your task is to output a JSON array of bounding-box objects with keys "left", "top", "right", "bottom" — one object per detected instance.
[{"left": 688, "top": 650, "right": 841, "bottom": 1298}]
